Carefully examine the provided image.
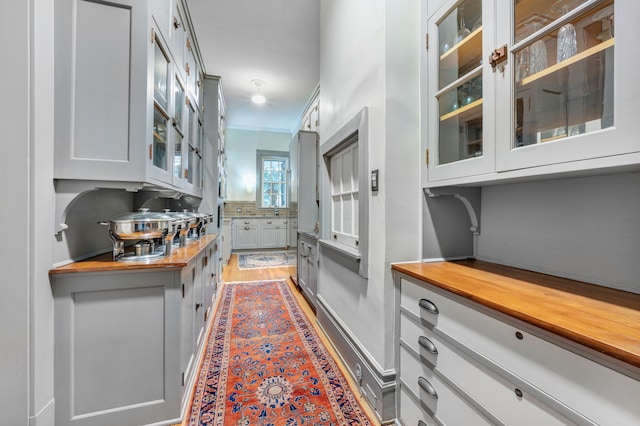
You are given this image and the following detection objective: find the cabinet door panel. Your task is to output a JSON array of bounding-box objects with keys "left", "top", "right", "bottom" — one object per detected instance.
[
  {"left": 496, "top": 1, "right": 640, "bottom": 172},
  {"left": 54, "top": 0, "right": 147, "bottom": 182}
]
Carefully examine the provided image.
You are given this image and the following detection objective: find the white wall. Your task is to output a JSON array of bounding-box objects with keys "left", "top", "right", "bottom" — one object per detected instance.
[
  {"left": 1, "top": 0, "right": 56, "bottom": 424},
  {"left": 225, "top": 128, "right": 291, "bottom": 201},
  {"left": 478, "top": 172, "right": 640, "bottom": 294},
  {"left": 318, "top": 0, "right": 420, "bottom": 375}
]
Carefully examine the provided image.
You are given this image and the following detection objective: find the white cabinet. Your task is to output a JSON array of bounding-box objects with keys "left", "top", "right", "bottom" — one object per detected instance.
[
  {"left": 259, "top": 218, "right": 289, "bottom": 248},
  {"left": 231, "top": 218, "right": 290, "bottom": 250},
  {"left": 297, "top": 233, "right": 318, "bottom": 308},
  {"left": 423, "top": 0, "right": 640, "bottom": 187},
  {"left": 234, "top": 219, "right": 259, "bottom": 249},
  {"left": 394, "top": 272, "right": 640, "bottom": 426},
  {"left": 54, "top": 0, "right": 206, "bottom": 197}
]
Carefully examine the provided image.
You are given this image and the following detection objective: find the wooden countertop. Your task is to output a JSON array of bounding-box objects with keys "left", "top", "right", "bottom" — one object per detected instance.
[
  {"left": 392, "top": 260, "right": 640, "bottom": 370},
  {"left": 50, "top": 234, "right": 219, "bottom": 275}
]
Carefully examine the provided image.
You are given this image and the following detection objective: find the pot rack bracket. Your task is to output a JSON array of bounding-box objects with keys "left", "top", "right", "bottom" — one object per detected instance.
[{"left": 54, "top": 180, "right": 146, "bottom": 236}]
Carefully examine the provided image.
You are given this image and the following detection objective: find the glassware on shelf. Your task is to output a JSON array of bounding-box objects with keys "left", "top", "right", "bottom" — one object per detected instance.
[
  {"left": 557, "top": 23, "right": 577, "bottom": 63},
  {"left": 515, "top": 47, "right": 530, "bottom": 82},
  {"left": 461, "top": 82, "right": 474, "bottom": 106},
  {"left": 454, "top": 6, "right": 471, "bottom": 43},
  {"left": 550, "top": 0, "right": 582, "bottom": 16},
  {"left": 529, "top": 40, "right": 548, "bottom": 74},
  {"left": 472, "top": 16, "right": 482, "bottom": 32},
  {"left": 440, "top": 38, "right": 452, "bottom": 55}
]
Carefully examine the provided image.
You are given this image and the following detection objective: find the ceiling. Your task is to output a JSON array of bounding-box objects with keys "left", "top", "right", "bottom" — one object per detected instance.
[{"left": 186, "top": 0, "right": 320, "bottom": 134}]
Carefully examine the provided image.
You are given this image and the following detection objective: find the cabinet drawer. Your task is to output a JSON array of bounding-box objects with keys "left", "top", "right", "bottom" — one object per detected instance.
[
  {"left": 400, "top": 341, "right": 574, "bottom": 426},
  {"left": 235, "top": 218, "right": 258, "bottom": 227},
  {"left": 399, "top": 348, "right": 493, "bottom": 426},
  {"left": 401, "top": 277, "right": 640, "bottom": 425},
  {"left": 299, "top": 238, "right": 317, "bottom": 258}
]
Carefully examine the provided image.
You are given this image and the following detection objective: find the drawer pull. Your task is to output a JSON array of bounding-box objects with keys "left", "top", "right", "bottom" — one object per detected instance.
[
  {"left": 418, "top": 377, "right": 438, "bottom": 400},
  {"left": 515, "top": 331, "right": 524, "bottom": 340},
  {"left": 267, "top": 221, "right": 272, "bottom": 224},
  {"left": 514, "top": 388, "right": 523, "bottom": 398},
  {"left": 244, "top": 226, "right": 249, "bottom": 230},
  {"left": 419, "top": 299, "right": 439, "bottom": 315},
  {"left": 244, "top": 221, "right": 250, "bottom": 224},
  {"left": 418, "top": 422, "right": 428, "bottom": 426},
  {"left": 418, "top": 336, "right": 438, "bottom": 354}
]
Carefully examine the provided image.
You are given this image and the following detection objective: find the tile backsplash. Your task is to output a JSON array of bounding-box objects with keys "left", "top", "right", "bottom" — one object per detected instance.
[{"left": 223, "top": 201, "right": 294, "bottom": 218}]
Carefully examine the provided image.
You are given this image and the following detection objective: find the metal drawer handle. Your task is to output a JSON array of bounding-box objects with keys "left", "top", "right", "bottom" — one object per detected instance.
[
  {"left": 418, "top": 336, "right": 438, "bottom": 354},
  {"left": 418, "top": 421, "right": 428, "bottom": 426},
  {"left": 244, "top": 226, "right": 249, "bottom": 230},
  {"left": 418, "top": 377, "right": 438, "bottom": 400},
  {"left": 419, "top": 299, "right": 439, "bottom": 315},
  {"left": 244, "top": 221, "right": 250, "bottom": 224},
  {"left": 267, "top": 221, "right": 272, "bottom": 224}
]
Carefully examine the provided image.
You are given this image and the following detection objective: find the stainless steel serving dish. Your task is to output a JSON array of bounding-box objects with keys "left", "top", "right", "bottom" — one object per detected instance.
[
  {"left": 161, "top": 209, "right": 194, "bottom": 247},
  {"left": 181, "top": 210, "right": 210, "bottom": 239},
  {"left": 99, "top": 208, "right": 176, "bottom": 260}
]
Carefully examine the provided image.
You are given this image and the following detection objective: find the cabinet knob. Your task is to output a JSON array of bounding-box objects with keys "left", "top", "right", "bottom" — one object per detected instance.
[
  {"left": 195, "top": 302, "right": 202, "bottom": 311},
  {"left": 418, "top": 336, "right": 438, "bottom": 354},
  {"left": 514, "top": 388, "right": 523, "bottom": 398},
  {"left": 244, "top": 221, "right": 250, "bottom": 224},
  {"left": 419, "top": 299, "right": 439, "bottom": 315},
  {"left": 515, "top": 331, "right": 524, "bottom": 340},
  {"left": 244, "top": 226, "right": 249, "bottom": 230},
  {"left": 418, "top": 377, "right": 438, "bottom": 400},
  {"left": 267, "top": 221, "right": 272, "bottom": 224}
]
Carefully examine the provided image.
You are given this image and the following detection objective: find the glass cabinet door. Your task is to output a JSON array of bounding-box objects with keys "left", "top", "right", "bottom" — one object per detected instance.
[
  {"left": 427, "top": 0, "right": 496, "bottom": 181},
  {"left": 513, "top": 0, "right": 614, "bottom": 147},
  {"left": 153, "top": 106, "right": 169, "bottom": 172},
  {"left": 496, "top": 0, "right": 639, "bottom": 172}
]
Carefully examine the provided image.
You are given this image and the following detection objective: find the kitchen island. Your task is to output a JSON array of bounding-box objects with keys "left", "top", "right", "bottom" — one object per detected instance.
[{"left": 50, "top": 234, "right": 221, "bottom": 426}]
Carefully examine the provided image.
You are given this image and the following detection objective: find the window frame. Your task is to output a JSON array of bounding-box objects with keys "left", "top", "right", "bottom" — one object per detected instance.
[
  {"left": 256, "top": 149, "right": 289, "bottom": 210},
  {"left": 320, "top": 107, "right": 369, "bottom": 278}
]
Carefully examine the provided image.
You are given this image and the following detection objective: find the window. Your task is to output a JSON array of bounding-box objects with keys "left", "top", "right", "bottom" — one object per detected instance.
[
  {"left": 320, "top": 107, "right": 369, "bottom": 278},
  {"left": 330, "top": 140, "right": 358, "bottom": 249},
  {"left": 257, "top": 150, "right": 288, "bottom": 209}
]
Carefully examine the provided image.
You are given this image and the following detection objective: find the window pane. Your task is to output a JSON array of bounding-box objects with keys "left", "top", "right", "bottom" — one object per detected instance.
[
  {"left": 352, "top": 146, "right": 359, "bottom": 191},
  {"left": 353, "top": 192, "right": 359, "bottom": 238},
  {"left": 342, "top": 194, "right": 352, "bottom": 235},
  {"left": 331, "top": 156, "right": 341, "bottom": 195},
  {"left": 332, "top": 195, "right": 341, "bottom": 234},
  {"left": 342, "top": 149, "right": 353, "bottom": 192}
]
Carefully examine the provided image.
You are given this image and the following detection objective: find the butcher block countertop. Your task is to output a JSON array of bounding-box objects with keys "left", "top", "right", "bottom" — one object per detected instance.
[
  {"left": 50, "top": 234, "right": 219, "bottom": 275},
  {"left": 392, "top": 260, "right": 640, "bottom": 370}
]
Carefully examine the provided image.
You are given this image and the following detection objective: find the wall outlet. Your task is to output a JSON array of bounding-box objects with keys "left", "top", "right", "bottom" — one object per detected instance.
[{"left": 236, "top": 208, "right": 242, "bottom": 213}]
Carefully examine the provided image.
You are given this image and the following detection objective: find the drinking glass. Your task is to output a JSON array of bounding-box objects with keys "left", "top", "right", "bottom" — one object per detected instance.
[
  {"left": 557, "top": 23, "right": 577, "bottom": 63},
  {"left": 529, "top": 40, "right": 548, "bottom": 74},
  {"left": 455, "top": 7, "right": 471, "bottom": 43}
]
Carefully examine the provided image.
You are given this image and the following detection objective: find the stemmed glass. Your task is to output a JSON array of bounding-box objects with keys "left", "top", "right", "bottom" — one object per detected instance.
[{"left": 455, "top": 6, "right": 471, "bottom": 43}]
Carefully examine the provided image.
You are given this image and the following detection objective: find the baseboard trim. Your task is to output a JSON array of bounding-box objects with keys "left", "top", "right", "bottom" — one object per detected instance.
[{"left": 316, "top": 295, "right": 396, "bottom": 423}]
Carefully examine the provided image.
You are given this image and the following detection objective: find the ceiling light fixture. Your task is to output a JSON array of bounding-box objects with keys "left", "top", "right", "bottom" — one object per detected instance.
[{"left": 251, "top": 79, "right": 266, "bottom": 104}]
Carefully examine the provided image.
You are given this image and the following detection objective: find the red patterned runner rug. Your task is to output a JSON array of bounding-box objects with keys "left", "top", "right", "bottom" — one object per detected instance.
[{"left": 187, "top": 279, "right": 373, "bottom": 425}]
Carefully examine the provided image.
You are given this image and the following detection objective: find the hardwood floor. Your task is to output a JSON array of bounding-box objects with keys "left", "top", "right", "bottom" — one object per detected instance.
[{"left": 178, "top": 252, "right": 380, "bottom": 425}]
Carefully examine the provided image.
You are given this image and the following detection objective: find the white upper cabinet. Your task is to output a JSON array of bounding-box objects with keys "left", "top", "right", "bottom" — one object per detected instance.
[
  {"left": 423, "top": 0, "right": 640, "bottom": 187},
  {"left": 54, "top": 0, "right": 148, "bottom": 183},
  {"left": 55, "top": 0, "right": 205, "bottom": 196}
]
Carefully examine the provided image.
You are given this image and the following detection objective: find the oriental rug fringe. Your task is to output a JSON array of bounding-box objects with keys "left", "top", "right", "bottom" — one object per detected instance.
[{"left": 187, "top": 279, "right": 373, "bottom": 425}]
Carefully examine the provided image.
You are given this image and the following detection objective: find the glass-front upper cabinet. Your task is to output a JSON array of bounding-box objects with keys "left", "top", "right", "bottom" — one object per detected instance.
[
  {"left": 150, "top": 28, "right": 173, "bottom": 184},
  {"left": 424, "top": 0, "right": 640, "bottom": 185},
  {"left": 495, "top": 0, "right": 639, "bottom": 171},
  {"left": 427, "top": 0, "right": 497, "bottom": 182}
]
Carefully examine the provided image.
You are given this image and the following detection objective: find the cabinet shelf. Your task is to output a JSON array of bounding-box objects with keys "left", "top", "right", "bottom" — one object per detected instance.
[
  {"left": 440, "top": 98, "right": 483, "bottom": 122},
  {"left": 440, "top": 26, "right": 482, "bottom": 62},
  {"left": 520, "top": 38, "right": 614, "bottom": 86}
]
